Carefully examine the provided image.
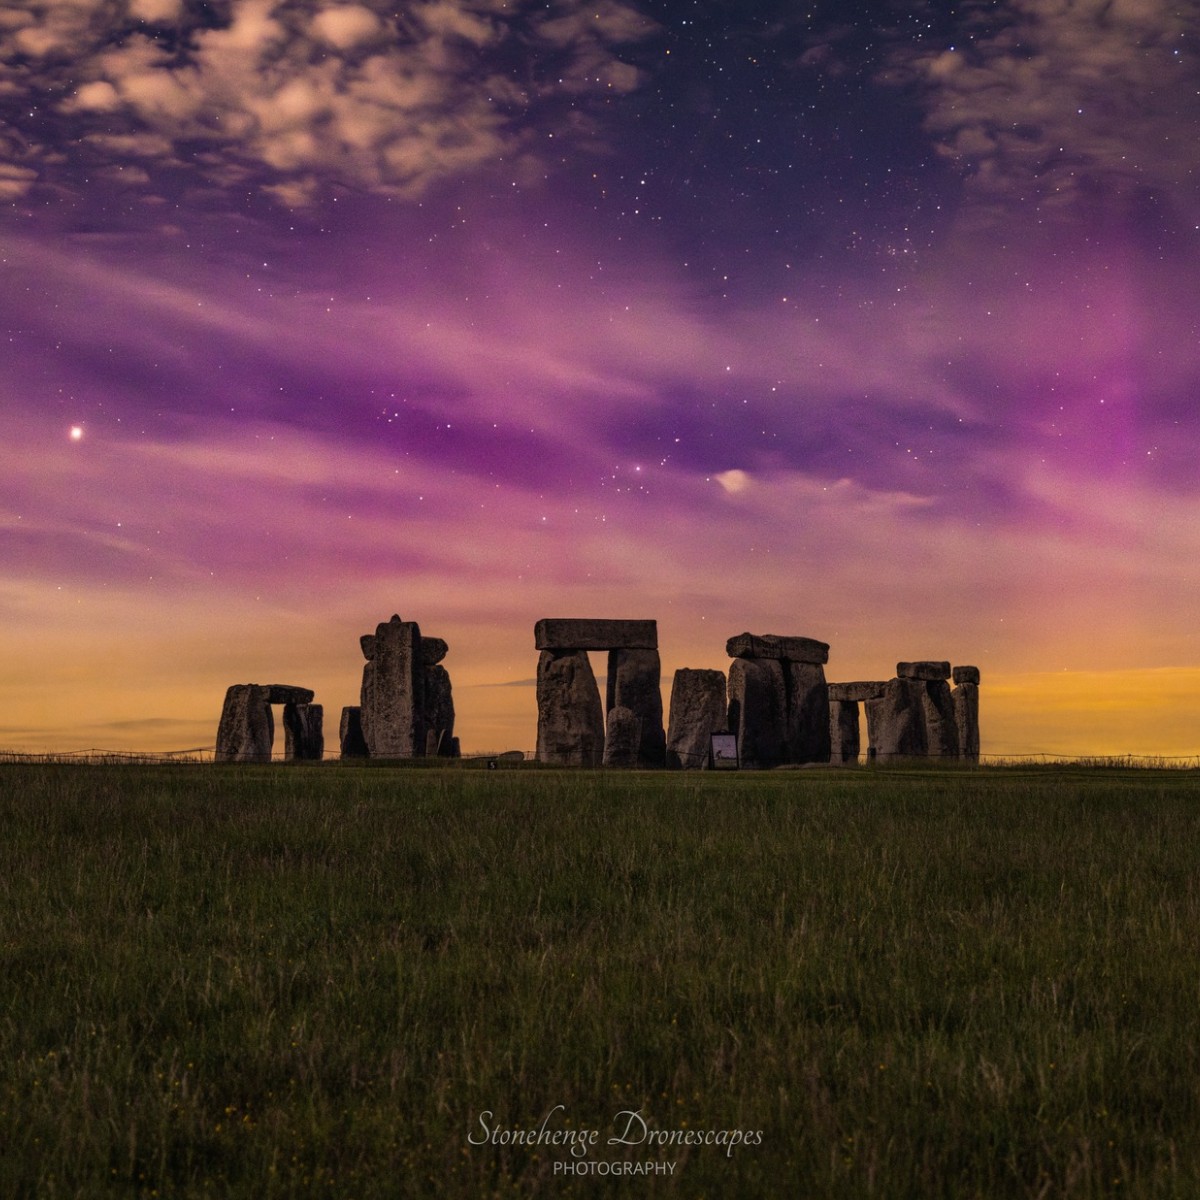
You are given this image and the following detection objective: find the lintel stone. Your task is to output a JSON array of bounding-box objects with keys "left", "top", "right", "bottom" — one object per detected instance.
[
  {"left": 952, "top": 665, "right": 981, "bottom": 685},
  {"left": 265, "top": 684, "right": 315, "bottom": 705},
  {"left": 535, "top": 618, "right": 657, "bottom": 651},
  {"left": 726, "top": 633, "right": 829, "bottom": 664},
  {"left": 896, "top": 661, "right": 951, "bottom": 681},
  {"left": 828, "top": 681, "right": 888, "bottom": 703}
]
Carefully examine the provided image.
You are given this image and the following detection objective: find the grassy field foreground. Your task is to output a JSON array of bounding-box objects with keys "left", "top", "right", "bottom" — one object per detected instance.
[{"left": 1, "top": 763, "right": 1199, "bottom": 1198}]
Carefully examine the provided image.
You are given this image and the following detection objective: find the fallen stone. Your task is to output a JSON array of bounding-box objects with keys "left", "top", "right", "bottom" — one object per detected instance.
[
  {"left": 726, "top": 632, "right": 830, "bottom": 664},
  {"left": 603, "top": 706, "right": 641, "bottom": 767},
  {"left": 360, "top": 615, "right": 424, "bottom": 758},
  {"left": 865, "top": 678, "right": 928, "bottom": 760},
  {"left": 896, "top": 661, "right": 951, "bottom": 681},
  {"left": 607, "top": 647, "right": 666, "bottom": 767},
  {"left": 536, "top": 649, "right": 605, "bottom": 766},
  {"left": 215, "top": 684, "right": 274, "bottom": 763},
  {"left": 283, "top": 702, "right": 324, "bottom": 761},
  {"left": 830, "top": 699, "right": 860, "bottom": 764},
  {"left": 665, "top": 669, "right": 728, "bottom": 769},
  {"left": 534, "top": 618, "right": 657, "bottom": 651},
  {"left": 727, "top": 657, "right": 787, "bottom": 767},
  {"left": 339, "top": 707, "right": 368, "bottom": 758},
  {"left": 952, "top": 665, "right": 981, "bottom": 686},
  {"left": 784, "top": 661, "right": 831, "bottom": 764},
  {"left": 953, "top": 680, "right": 981, "bottom": 762},
  {"left": 828, "top": 681, "right": 888, "bottom": 703}
]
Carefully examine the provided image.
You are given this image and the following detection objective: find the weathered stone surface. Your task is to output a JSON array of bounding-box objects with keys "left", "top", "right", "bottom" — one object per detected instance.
[
  {"left": 339, "top": 706, "right": 368, "bottom": 758},
  {"left": 921, "top": 680, "right": 960, "bottom": 760},
  {"left": 727, "top": 658, "right": 787, "bottom": 767},
  {"left": 420, "top": 637, "right": 449, "bottom": 666},
  {"left": 830, "top": 700, "right": 860, "bottom": 763},
  {"left": 536, "top": 650, "right": 605, "bottom": 766},
  {"left": 534, "top": 618, "right": 657, "bottom": 651},
  {"left": 953, "top": 665, "right": 981, "bottom": 686},
  {"left": 784, "top": 661, "right": 831, "bottom": 764},
  {"left": 953, "top": 681, "right": 980, "bottom": 762},
  {"left": 726, "top": 633, "right": 830, "bottom": 665},
  {"left": 603, "top": 706, "right": 641, "bottom": 767},
  {"left": 896, "top": 661, "right": 951, "bottom": 681},
  {"left": 360, "top": 634, "right": 377, "bottom": 661},
  {"left": 865, "top": 678, "right": 928, "bottom": 760},
  {"left": 422, "top": 663, "right": 456, "bottom": 756},
  {"left": 607, "top": 648, "right": 665, "bottom": 767},
  {"left": 665, "top": 669, "right": 728, "bottom": 769},
  {"left": 828, "top": 681, "right": 888, "bottom": 703},
  {"left": 215, "top": 684, "right": 274, "bottom": 762},
  {"left": 360, "top": 615, "right": 424, "bottom": 758},
  {"left": 284, "top": 702, "right": 324, "bottom": 761},
  {"left": 265, "top": 684, "right": 315, "bottom": 705}
]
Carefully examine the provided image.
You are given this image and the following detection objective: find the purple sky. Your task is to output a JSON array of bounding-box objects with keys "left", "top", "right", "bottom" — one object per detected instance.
[{"left": 3, "top": 0, "right": 1200, "bottom": 756}]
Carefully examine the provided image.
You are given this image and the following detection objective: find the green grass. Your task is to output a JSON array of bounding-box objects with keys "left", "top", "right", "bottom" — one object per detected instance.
[{"left": 1, "top": 763, "right": 1199, "bottom": 1198}]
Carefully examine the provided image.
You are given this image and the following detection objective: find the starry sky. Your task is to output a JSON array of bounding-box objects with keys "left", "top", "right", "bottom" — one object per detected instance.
[{"left": 3, "top": 0, "right": 1199, "bottom": 758}]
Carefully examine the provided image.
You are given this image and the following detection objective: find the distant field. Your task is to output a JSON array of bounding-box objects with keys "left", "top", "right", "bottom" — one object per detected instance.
[{"left": 1, "top": 762, "right": 1199, "bottom": 1198}]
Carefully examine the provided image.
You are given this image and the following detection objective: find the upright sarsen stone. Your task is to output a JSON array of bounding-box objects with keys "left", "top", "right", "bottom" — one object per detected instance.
[
  {"left": 865, "top": 678, "right": 928, "bottom": 760},
  {"left": 536, "top": 650, "right": 605, "bottom": 766},
  {"left": 921, "top": 680, "right": 960, "bottom": 760},
  {"left": 339, "top": 706, "right": 368, "bottom": 758},
  {"left": 360, "top": 614, "right": 424, "bottom": 758},
  {"left": 283, "top": 703, "right": 324, "bottom": 761},
  {"left": 422, "top": 663, "right": 456, "bottom": 757},
  {"left": 666, "top": 669, "right": 727, "bottom": 769},
  {"left": 727, "top": 658, "right": 787, "bottom": 768},
  {"left": 784, "top": 661, "right": 831, "bottom": 764},
  {"left": 215, "top": 684, "right": 274, "bottom": 762},
  {"left": 830, "top": 700, "right": 860, "bottom": 764},
  {"left": 953, "top": 666, "right": 981, "bottom": 762},
  {"left": 607, "top": 648, "right": 666, "bottom": 767}
]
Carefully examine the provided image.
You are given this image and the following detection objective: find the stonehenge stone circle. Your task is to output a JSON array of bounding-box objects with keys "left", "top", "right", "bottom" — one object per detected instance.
[
  {"left": 536, "top": 649, "right": 605, "bottom": 766},
  {"left": 603, "top": 706, "right": 642, "bottom": 767},
  {"left": 865, "top": 678, "right": 928, "bottom": 760},
  {"left": 666, "top": 668, "right": 728, "bottom": 769}
]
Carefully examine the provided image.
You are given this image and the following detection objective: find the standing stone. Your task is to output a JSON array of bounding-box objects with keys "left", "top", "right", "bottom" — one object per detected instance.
[
  {"left": 603, "top": 706, "right": 641, "bottom": 767},
  {"left": 784, "top": 661, "right": 831, "bottom": 764},
  {"left": 420, "top": 637, "right": 449, "bottom": 666},
  {"left": 422, "top": 664, "right": 456, "bottom": 757},
  {"left": 830, "top": 700, "right": 860, "bottom": 764},
  {"left": 283, "top": 703, "right": 324, "bottom": 761},
  {"left": 215, "top": 684, "right": 274, "bottom": 762},
  {"left": 606, "top": 648, "right": 666, "bottom": 767},
  {"left": 727, "top": 658, "right": 787, "bottom": 768},
  {"left": 665, "top": 669, "right": 728, "bottom": 769},
  {"left": 921, "top": 680, "right": 960, "bottom": 760},
  {"left": 536, "top": 650, "right": 605, "bottom": 766},
  {"left": 360, "top": 615, "right": 424, "bottom": 758},
  {"left": 865, "top": 678, "right": 928, "bottom": 761},
  {"left": 339, "top": 706, "right": 368, "bottom": 758},
  {"left": 953, "top": 666, "right": 981, "bottom": 762}
]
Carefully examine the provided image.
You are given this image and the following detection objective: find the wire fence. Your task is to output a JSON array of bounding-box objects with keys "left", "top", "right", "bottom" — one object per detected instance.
[{"left": 2, "top": 748, "right": 1199, "bottom": 769}]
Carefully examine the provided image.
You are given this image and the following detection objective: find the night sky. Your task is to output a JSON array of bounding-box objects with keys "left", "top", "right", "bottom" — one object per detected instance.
[{"left": 3, "top": 0, "right": 1199, "bottom": 757}]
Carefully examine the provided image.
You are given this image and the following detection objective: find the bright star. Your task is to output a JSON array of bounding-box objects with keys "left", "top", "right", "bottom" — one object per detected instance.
[{"left": 69, "top": 425, "right": 84, "bottom": 441}]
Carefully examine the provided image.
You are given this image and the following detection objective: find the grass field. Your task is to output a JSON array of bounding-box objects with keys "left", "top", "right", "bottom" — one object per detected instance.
[{"left": 1, "top": 762, "right": 1199, "bottom": 1198}]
